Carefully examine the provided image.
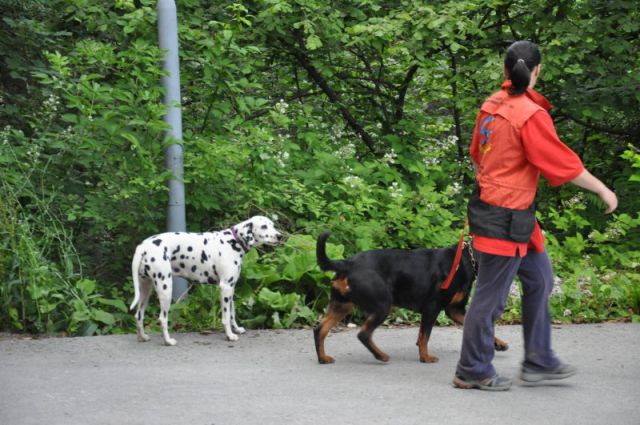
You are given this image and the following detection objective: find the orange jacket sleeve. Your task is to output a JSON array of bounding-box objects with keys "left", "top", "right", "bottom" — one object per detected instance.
[{"left": 521, "top": 111, "right": 584, "bottom": 187}]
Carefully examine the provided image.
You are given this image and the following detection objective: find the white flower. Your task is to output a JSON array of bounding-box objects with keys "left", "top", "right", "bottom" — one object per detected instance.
[
  {"left": 509, "top": 283, "right": 521, "bottom": 298},
  {"left": 274, "top": 99, "right": 289, "bottom": 114},
  {"left": 382, "top": 149, "right": 397, "bottom": 164},
  {"left": 423, "top": 156, "right": 439, "bottom": 166},
  {"left": 562, "top": 192, "right": 585, "bottom": 209},
  {"left": 343, "top": 175, "right": 362, "bottom": 189},
  {"left": 563, "top": 309, "right": 572, "bottom": 317},
  {"left": 336, "top": 143, "right": 356, "bottom": 159},
  {"left": 389, "top": 181, "right": 403, "bottom": 198},
  {"left": 551, "top": 276, "right": 563, "bottom": 295}
]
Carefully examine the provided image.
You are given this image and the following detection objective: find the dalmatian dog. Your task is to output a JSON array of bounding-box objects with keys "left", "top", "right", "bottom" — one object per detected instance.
[{"left": 129, "top": 215, "right": 283, "bottom": 345}]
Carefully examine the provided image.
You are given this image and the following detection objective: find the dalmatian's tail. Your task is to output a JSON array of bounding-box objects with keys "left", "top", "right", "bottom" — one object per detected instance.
[
  {"left": 129, "top": 245, "right": 144, "bottom": 311},
  {"left": 316, "top": 231, "right": 351, "bottom": 274}
]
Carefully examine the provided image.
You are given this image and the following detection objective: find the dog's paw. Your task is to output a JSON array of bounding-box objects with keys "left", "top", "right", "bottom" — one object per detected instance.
[
  {"left": 494, "top": 338, "right": 509, "bottom": 351},
  {"left": 164, "top": 338, "right": 177, "bottom": 346},
  {"left": 419, "top": 355, "right": 439, "bottom": 363},
  {"left": 234, "top": 326, "right": 246, "bottom": 334},
  {"left": 318, "top": 355, "right": 335, "bottom": 364},
  {"left": 137, "top": 334, "right": 151, "bottom": 342},
  {"left": 226, "top": 333, "right": 239, "bottom": 342},
  {"left": 376, "top": 353, "right": 390, "bottom": 363}
]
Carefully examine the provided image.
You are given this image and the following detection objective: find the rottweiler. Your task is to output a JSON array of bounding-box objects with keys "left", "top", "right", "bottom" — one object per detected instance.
[{"left": 313, "top": 231, "right": 508, "bottom": 364}]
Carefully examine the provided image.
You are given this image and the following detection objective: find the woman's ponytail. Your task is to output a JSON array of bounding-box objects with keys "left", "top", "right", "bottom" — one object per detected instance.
[{"left": 504, "top": 41, "right": 541, "bottom": 95}]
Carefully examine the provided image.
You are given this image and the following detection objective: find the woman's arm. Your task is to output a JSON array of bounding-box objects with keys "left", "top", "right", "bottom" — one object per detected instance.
[{"left": 570, "top": 169, "right": 618, "bottom": 214}]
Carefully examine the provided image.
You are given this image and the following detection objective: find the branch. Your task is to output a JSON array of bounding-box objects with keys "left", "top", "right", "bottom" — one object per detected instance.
[
  {"left": 556, "top": 111, "right": 637, "bottom": 137},
  {"left": 285, "top": 30, "right": 377, "bottom": 153},
  {"left": 394, "top": 63, "right": 419, "bottom": 122}
]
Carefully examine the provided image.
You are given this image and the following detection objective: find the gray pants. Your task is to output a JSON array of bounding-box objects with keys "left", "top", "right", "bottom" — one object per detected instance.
[{"left": 456, "top": 248, "right": 561, "bottom": 380}]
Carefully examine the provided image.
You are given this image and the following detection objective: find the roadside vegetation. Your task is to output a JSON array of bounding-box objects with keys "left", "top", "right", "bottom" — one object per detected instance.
[{"left": 1, "top": 0, "right": 638, "bottom": 335}]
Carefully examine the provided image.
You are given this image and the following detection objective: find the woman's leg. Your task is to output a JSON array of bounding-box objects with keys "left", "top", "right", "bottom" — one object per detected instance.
[
  {"left": 517, "top": 248, "right": 561, "bottom": 370},
  {"left": 456, "top": 251, "right": 521, "bottom": 380}
]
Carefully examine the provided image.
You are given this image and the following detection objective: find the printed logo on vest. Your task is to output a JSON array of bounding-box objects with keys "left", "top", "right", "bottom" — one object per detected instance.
[{"left": 479, "top": 116, "right": 493, "bottom": 155}]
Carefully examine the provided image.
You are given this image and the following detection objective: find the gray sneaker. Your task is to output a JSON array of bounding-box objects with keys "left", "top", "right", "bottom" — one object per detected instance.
[
  {"left": 452, "top": 373, "right": 512, "bottom": 391},
  {"left": 520, "top": 363, "right": 577, "bottom": 383}
]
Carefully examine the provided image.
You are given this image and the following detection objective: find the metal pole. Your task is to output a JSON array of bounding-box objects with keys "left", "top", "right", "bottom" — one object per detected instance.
[{"left": 158, "top": 0, "right": 188, "bottom": 301}]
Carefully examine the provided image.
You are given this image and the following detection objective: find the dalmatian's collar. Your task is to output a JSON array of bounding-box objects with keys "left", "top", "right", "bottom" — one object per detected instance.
[{"left": 231, "top": 226, "right": 250, "bottom": 253}]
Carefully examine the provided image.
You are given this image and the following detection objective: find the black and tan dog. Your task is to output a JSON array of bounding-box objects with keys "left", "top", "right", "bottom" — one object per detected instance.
[{"left": 314, "top": 231, "right": 508, "bottom": 364}]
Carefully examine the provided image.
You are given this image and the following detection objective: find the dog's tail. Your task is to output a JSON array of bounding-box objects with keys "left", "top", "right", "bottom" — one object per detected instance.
[
  {"left": 129, "top": 244, "right": 144, "bottom": 311},
  {"left": 316, "top": 231, "right": 350, "bottom": 274}
]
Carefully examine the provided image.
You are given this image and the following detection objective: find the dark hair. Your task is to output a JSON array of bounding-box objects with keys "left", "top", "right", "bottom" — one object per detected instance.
[{"left": 504, "top": 41, "right": 541, "bottom": 95}]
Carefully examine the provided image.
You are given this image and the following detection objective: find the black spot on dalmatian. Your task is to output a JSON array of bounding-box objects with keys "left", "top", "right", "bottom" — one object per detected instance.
[
  {"left": 180, "top": 254, "right": 185, "bottom": 259},
  {"left": 224, "top": 297, "right": 229, "bottom": 303},
  {"left": 173, "top": 268, "right": 180, "bottom": 273},
  {"left": 191, "top": 265, "right": 197, "bottom": 272},
  {"left": 153, "top": 273, "right": 157, "bottom": 278},
  {"left": 163, "top": 311, "right": 167, "bottom": 318},
  {"left": 171, "top": 256, "right": 176, "bottom": 261},
  {"left": 204, "top": 239, "right": 208, "bottom": 245},
  {"left": 137, "top": 312, "right": 141, "bottom": 320},
  {"left": 224, "top": 307, "right": 227, "bottom": 312},
  {"left": 180, "top": 263, "right": 185, "bottom": 268},
  {"left": 163, "top": 284, "right": 167, "bottom": 290},
  {"left": 144, "top": 265, "right": 150, "bottom": 271},
  {"left": 229, "top": 240, "right": 243, "bottom": 253},
  {"left": 219, "top": 252, "right": 222, "bottom": 256},
  {"left": 207, "top": 277, "right": 216, "bottom": 284},
  {"left": 234, "top": 260, "right": 238, "bottom": 265},
  {"left": 220, "top": 239, "right": 224, "bottom": 244},
  {"left": 188, "top": 246, "right": 193, "bottom": 252},
  {"left": 151, "top": 257, "right": 155, "bottom": 262},
  {"left": 201, "top": 251, "right": 207, "bottom": 263},
  {"left": 168, "top": 273, "right": 172, "bottom": 278},
  {"left": 152, "top": 239, "right": 162, "bottom": 246},
  {"left": 204, "top": 271, "right": 209, "bottom": 277},
  {"left": 228, "top": 277, "right": 235, "bottom": 283},
  {"left": 172, "top": 245, "right": 181, "bottom": 254}
]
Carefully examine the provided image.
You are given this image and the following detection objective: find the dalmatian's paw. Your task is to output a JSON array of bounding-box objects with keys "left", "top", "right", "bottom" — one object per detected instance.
[
  {"left": 164, "top": 338, "right": 177, "bottom": 346},
  {"left": 234, "top": 326, "right": 246, "bottom": 334},
  {"left": 226, "top": 333, "right": 239, "bottom": 342},
  {"left": 137, "top": 333, "right": 151, "bottom": 342}
]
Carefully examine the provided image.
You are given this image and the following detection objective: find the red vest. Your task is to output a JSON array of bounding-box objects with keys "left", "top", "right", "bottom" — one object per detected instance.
[{"left": 475, "top": 89, "right": 546, "bottom": 210}]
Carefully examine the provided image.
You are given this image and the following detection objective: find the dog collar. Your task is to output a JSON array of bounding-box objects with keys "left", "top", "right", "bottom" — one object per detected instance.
[{"left": 231, "top": 226, "right": 250, "bottom": 253}]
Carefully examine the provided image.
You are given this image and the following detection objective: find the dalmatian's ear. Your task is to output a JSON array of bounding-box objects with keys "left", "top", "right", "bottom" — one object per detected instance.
[{"left": 241, "top": 221, "right": 256, "bottom": 247}]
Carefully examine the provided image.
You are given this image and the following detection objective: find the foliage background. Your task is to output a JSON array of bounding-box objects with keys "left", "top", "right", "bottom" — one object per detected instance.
[{"left": 1, "top": 0, "right": 638, "bottom": 335}]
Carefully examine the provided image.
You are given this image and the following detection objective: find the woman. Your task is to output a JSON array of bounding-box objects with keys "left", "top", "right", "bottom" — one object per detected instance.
[{"left": 453, "top": 41, "right": 618, "bottom": 391}]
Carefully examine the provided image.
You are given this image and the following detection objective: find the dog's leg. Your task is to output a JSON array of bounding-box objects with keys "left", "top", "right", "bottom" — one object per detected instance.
[
  {"left": 445, "top": 305, "right": 509, "bottom": 351},
  {"left": 416, "top": 305, "right": 441, "bottom": 363},
  {"left": 230, "top": 298, "right": 246, "bottom": 335},
  {"left": 135, "top": 277, "right": 153, "bottom": 342},
  {"left": 313, "top": 301, "right": 353, "bottom": 364},
  {"left": 357, "top": 310, "right": 390, "bottom": 362},
  {"left": 156, "top": 276, "right": 176, "bottom": 346},
  {"left": 219, "top": 282, "right": 238, "bottom": 341}
]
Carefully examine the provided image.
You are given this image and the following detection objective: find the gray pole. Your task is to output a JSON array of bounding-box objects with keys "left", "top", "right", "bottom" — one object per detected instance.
[{"left": 158, "top": 0, "right": 188, "bottom": 301}]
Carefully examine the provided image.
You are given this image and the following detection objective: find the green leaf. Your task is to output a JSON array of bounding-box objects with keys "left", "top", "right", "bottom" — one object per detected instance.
[{"left": 91, "top": 309, "right": 115, "bottom": 325}]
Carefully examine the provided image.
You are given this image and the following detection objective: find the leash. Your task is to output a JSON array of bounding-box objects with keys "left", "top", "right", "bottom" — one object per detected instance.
[{"left": 440, "top": 218, "right": 469, "bottom": 291}]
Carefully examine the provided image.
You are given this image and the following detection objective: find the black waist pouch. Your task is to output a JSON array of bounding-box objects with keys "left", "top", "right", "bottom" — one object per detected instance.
[{"left": 467, "top": 189, "right": 536, "bottom": 243}]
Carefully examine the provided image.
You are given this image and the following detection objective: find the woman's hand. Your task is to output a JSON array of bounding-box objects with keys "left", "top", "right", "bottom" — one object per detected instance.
[
  {"left": 570, "top": 169, "right": 618, "bottom": 214},
  {"left": 598, "top": 187, "right": 618, "bottom": 214}
]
